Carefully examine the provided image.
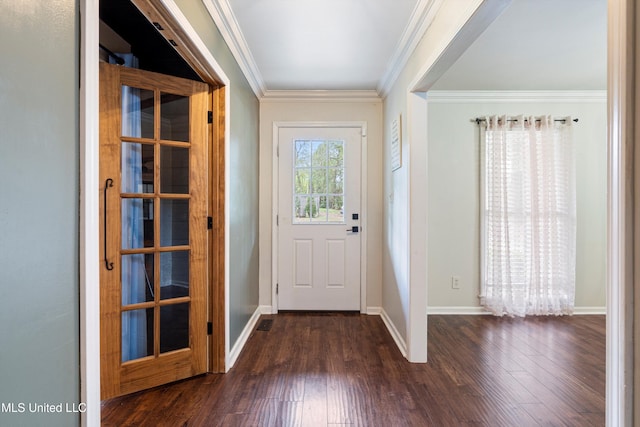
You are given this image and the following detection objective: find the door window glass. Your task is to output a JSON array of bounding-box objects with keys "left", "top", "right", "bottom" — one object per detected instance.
[
  {"left": 121, "top": 198, "right": 154, "bottom": 248},
  {"left": 293, "top": 139, "right": 344, "bottom": 223},
  {"left": 160, "top": 146, "right": 189, "bottom": 194},
  {"left": 160, "top": 199, "right": 189, "bottom": 247},
  {"left": 121, "top": 253, "right": 154, "bottom": 305},
  {"left": 121, "top": 309, "right": 154, "bottom": 362},
  {"left": 121, "top": 86, "right": 154, "bottom": 139},
  {"left": 160, "top": 303, "right": 190, "bottom": 353},
  {"left": 160, "top": 251, "right": 190, "bottom": 300},
  {"left": 160, "top": 93, "right": 189, "bottom": 142},
  {"left": 121, "top": 143, "right": 154, "bottom": 193}
]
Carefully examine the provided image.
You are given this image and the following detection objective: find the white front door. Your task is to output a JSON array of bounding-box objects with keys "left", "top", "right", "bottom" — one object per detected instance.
[{"left": 277, "top": 126, "right": 362, "bottom": 310}]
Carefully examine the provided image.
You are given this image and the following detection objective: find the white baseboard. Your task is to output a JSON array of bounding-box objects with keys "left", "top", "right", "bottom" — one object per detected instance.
[
  {"left": 366, "top": 306, "right": 382, "bottom": 315},
  {"left": 227, "top": 306, "right": 262, "bottom": 370},
  {"left": 259, "top": 305, "right": 275, "bottom": 314},
  {"left": 258, "top": 306, "right": 383, "bottom": 315},
  {"left": 427, "top": 306, "right": 607, "bottom": 315},
  {"left": 379, "top": 308, "right": 407, "bottom": 358},
  {"left": 428, "top": 306, "right": 490, "bottom": 315},
  {"left": 573, "top": 307, "right": 607, "bottom": 315}
]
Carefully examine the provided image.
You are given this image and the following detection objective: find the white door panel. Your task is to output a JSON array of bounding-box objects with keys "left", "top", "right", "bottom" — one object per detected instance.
[{"left": 278, "top": 126, "right": 361, "bottom": 310}]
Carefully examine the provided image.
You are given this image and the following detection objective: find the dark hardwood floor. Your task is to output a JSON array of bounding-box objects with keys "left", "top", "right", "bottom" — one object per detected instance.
[{"left": 101, "top": 313, "right": 605, "bottom": 426}]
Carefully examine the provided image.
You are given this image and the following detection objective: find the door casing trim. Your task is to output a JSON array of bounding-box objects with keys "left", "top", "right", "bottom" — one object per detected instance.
[
  {"left": 271, "top": 121, "right": 368, "bottom": 313},
  {"left": 80, "top": 1, "right": 101, "bottom": 425}
]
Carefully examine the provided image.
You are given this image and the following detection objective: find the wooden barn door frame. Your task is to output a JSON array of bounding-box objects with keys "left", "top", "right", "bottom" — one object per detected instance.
[{"left": 209, "top": 85, "right": 226, "bottom": 373}]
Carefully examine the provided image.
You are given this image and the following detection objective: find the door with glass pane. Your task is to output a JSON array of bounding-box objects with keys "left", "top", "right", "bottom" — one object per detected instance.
[
  {"left": 277, "top": 126, "right": 362, "bottom": 310},
  {"left": 99, "top": 63, "right": 208, "bottom": 399}
]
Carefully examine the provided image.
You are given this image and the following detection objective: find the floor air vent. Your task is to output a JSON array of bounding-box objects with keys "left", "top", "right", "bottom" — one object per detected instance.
[{"left": 256, "top": 319, "right": 273, "bottom": 331}]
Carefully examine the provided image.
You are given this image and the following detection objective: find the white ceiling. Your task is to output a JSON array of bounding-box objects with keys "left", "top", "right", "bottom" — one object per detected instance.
[
  {"left": 431, "top": 0, "right": 607, "bottom": 90},
  {"left": 210, "top": 0, "right": 607, "bottom": 95},
  {"left": 221, "top": 0, "right": 422, "bottom": 92}
]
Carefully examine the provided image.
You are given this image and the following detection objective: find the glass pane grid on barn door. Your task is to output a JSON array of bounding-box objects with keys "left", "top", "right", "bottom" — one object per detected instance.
[{"left": 120, "top": 86, "right": 192, "bottom": 363}]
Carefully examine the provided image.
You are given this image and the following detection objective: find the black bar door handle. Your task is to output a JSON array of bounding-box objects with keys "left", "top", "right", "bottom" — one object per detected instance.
[
  {"left": 346, "top": 226, "right": 359, "bottom": 233},
  {"left": 104, "top": 178, "right": 114, "bottom": 271}
]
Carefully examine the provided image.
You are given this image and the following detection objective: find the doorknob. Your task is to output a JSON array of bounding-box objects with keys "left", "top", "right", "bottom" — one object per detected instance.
[{"left": 347, "top": 226, "right": 359, "bottom": 233}]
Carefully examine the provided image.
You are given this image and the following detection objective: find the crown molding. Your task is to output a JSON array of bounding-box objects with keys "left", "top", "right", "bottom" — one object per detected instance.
[
  {"left": 261, "top": 90, "right": 382, "bottom": 103},
  {"left": 203, "top": 0, "right": 445, "bottom": 100},
  {"left": 377, "top": 0, "right": 444, "bottom": 97},
  {"left": 203, "top": 0, "right": 266, "bottom": 97},
  {"left": 426, "top": 90, "right": 608, "bottom": 103}
]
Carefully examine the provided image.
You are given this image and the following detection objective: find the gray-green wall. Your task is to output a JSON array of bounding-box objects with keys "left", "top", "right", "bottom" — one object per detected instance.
[
  {"left": 0, "top": 0, "right": 80, "bottom": 426},
  {"left": 174, "top": 0, "right": 260, "bottom": 348}
]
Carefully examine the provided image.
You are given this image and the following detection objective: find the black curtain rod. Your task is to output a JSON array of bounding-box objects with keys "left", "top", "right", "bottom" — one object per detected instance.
[
  {"left": 475, "top": 117, "right": 579, "bottom": 125},
  {"left": 99, "top": 44, "right": 125, "bottom": 65}
]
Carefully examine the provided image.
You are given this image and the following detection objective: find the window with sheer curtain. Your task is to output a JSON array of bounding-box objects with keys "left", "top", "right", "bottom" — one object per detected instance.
[{"left": 480, "top": 115, "right": 576, "bottom": 317}]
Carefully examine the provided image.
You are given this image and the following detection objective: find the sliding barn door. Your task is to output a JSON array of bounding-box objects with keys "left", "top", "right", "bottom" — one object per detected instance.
[{"left": 99, "top": 63, "right": 208, "bottom": 399}]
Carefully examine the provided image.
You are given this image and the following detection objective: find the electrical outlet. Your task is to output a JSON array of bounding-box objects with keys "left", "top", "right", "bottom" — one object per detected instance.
[{"left": 451, "top": 276, "right": 460, "bottom": 290}]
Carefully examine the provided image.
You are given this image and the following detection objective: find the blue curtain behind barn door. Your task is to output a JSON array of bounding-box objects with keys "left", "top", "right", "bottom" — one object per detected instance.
[{"left": 113, "top": 54, "right": 150, "bottom": 362}]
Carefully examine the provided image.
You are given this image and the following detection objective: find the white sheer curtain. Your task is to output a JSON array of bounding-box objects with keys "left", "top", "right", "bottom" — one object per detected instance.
[{"left": 480, "top": 115, "right": 576, "bottom": 317}]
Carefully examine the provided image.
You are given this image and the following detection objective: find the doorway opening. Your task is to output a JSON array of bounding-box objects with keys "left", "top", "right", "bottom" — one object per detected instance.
[
  {"left": 407, "top": 0, "right": 613, "bottom": 422},
  {"left": 89, "top": 0, "right": 229, "bottom": 405}
]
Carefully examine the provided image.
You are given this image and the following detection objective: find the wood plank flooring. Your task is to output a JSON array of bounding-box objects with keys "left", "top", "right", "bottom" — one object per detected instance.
[{"left": 101, "top": 313, "right": 605, "bottom": 426}]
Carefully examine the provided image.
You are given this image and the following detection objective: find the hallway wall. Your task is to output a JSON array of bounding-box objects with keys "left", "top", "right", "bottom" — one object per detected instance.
[
  {"left": 0, "top": 0, "right": 79, "bottom": 426},
  {"left": 381, "top": 0, "right": 486, "bottom": 352}
]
